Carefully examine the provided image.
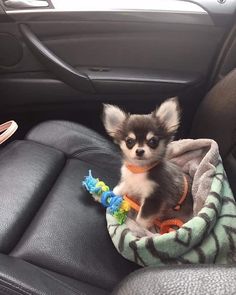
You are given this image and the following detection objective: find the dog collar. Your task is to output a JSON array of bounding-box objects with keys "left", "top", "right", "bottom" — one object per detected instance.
[
  {"left": 173, "top": 175, "right": 189, "bottom": 211},
  {"left": 125, "top": 161, "right": 159, "bottom": 174}
]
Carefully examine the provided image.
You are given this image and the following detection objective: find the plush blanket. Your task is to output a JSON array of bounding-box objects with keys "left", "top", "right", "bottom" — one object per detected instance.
[{"left": 106, "top": 139, "right": 236, "bottom": 266}]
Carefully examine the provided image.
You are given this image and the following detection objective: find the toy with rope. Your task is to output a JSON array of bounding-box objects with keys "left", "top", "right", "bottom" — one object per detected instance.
[{"left": 82, "top": 170, "right": 185, "bottom": 234}]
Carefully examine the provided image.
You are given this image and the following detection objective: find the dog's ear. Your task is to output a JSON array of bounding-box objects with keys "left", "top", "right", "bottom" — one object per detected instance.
[
  {"left": 153, "top": 97, "right": 180, "bottom": 133},
  {"left": 103, "top": 104, "right": 127, "bottom": 138}
]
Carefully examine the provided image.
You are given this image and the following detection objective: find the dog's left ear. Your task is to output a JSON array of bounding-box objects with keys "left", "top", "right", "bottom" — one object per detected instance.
[
  {"left": 103, "top": 104, "right": 128, "bottom": 139},
  {"left": 153, "top": 97, "right": 180, "bottom": 133}
]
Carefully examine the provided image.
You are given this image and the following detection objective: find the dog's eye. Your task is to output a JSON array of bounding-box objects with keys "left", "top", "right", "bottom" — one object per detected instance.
[
  {"left": 147, "top": 137, "right": 159, "bottom": 149},
  {"left": 125, "top": 138, "right": 136, "bottom": 149}
]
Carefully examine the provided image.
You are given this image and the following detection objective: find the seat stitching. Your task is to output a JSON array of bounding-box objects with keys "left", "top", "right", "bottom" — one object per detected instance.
[
  {"left": 71, "top": 146, "right": 118, "bottom": 158},
  {"left": 69, "top": 157, "right": 119, "bottom": 182},
  {"left": 49, "top": 121, "right": 108, "bottom": 143},
  {"left": 0, "top": 284, "right": 23, "bottom": 295},
  {"left": 25, "top": 139, "right": 117, "bottom": 160},
  {"left": 32, "top": 267, "right": 91, "bottom": 295},
  {"left": 27, "top": 121, "right": 108, "bottom": 144},
  {"left": 0, "top": 142, "right": 19, "bottom": 162},
  {"left": 25, "top": 139, "right": 68, "bottom": 155},
  {"left": 0, "top": 277, "right": 34, "bottom": 295},
  {"left": 10, "top": 156, "right": 67, "bottom": 254}
]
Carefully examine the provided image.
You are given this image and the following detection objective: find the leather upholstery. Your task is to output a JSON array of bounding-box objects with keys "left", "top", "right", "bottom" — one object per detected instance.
[
  {"left": 191, "top": 69, "right": 236, "bottom": 158},
  {"left": 0, "top": 141, "right": 64, "bottom": 253},
  {"left": 0, "top": 70, "right": 235, "bottom": 293},
  {"left": 0, "top": 121, "right": 139, "bottom": 294},
  {"left": 191, "top": 69, "right": 236, "bottom": 196},
  {"left": 0, "top": 254, "right": 107, "bottom": 295},
  {"left": 112, "top": 266, "right": 236, "bottom": 295},
  {"left": 11, "top": 158, "right": 136, "bottom": 290}
]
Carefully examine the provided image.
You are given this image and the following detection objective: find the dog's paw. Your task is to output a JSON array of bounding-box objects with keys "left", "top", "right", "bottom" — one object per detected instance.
[
  {"left": 113, "top": 185, "right": 123, "bottom": 196},
  {"left": 126, "top": 218, "right": 147, "bottom": 237},
  {"left": 92, "top": 194, "right": 100, "bottom": 202},
  {"left": 136, "top": 215, "right": 153, "bottom": 230}
]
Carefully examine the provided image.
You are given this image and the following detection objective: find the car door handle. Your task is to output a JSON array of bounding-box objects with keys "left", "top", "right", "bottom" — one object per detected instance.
[
  {"left": 4, "top": 0, "right": 49, "bottom": 9},
  {"left": 19, "top": 24, "right": 95, "bottom": 93}
]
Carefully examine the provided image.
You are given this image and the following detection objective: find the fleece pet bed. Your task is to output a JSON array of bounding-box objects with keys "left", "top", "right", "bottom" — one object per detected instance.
[{"left": 106, "top": 139, "right": 236, "bottom": 266}]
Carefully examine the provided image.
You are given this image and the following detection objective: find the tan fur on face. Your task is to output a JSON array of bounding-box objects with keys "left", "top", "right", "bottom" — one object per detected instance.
[
  {"left": 146, "top": 132, "right": 155, "bottom": 141},
  {"left": 120, "top": 139, "right": 166, "bottom": 166},
  {"left": 127, "top": 132, "right": 136, "bottom": 139}
]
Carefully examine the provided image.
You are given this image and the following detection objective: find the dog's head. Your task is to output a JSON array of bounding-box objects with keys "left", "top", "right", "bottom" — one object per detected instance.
[{"left": 103, "top": 97, "right": 180, "bottom": 166}]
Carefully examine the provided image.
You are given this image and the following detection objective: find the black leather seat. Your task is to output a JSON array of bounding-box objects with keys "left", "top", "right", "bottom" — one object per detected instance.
[
  {"left": 0, "top": 69, "right": 235, "bottom": 295},
  {"left": 0, "top": 121, "right": 139, "bottom": 294}
]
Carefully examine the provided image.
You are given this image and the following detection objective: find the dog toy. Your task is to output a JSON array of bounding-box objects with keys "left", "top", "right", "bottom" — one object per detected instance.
[
  {"left": 82, "top": 170, "right": 130, "bottom": 224},
  {"left": 82, "top": 170, "right": 184, "bottom": 234}
]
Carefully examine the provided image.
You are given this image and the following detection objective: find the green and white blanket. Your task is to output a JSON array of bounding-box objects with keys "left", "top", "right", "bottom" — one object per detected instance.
[{"left": 106, "top": 139, "right": 236, "bottom": 266}]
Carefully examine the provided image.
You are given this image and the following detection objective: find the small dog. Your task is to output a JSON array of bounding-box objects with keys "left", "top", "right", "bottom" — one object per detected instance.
[{"left": 103, "top": 97, "right": 193, "bottom": 230}]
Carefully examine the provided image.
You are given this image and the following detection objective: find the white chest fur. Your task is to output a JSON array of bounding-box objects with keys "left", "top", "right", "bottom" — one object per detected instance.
[{"left": 118, "top": 165, "right": 157, "bottom": 200}]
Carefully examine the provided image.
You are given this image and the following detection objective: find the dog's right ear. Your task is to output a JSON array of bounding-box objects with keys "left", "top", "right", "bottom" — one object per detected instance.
[
  {"left": 153, "top": 97, "right": 180, "bottom": 134},
  {"left": 103, "top": 104, "right": 127, "bottom": 138}
]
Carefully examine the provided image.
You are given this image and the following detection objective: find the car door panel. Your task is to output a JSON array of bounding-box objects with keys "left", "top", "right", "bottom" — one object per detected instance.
[
  {"left": 0, "top": 0, "right": 235, "bottom": 138},
  {"left": 0, "top": 11, "right": 224, "bottom": 96}
]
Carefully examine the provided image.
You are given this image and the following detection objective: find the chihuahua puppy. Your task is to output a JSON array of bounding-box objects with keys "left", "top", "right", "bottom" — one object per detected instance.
[{"left": 103, "top": 97, "right": 193, "bottom": 229}]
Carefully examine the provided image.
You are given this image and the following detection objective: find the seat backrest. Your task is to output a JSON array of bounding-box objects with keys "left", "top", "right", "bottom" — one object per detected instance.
[{"left": 191, "top": 69, "right": 236, "bottom": 196}]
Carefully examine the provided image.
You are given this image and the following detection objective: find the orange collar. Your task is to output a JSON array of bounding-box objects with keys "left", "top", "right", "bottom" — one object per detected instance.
[
  {"left": 125, "top": 161, "right": 159, "bottom": 174},
  {"left": 173, "top": 175, "right": 189, "bottom": 211}
]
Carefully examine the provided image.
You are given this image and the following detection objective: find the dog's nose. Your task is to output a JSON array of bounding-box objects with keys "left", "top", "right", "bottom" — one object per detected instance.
[{"left": 136, "top": 148, "right": 145, "bottom": 157}]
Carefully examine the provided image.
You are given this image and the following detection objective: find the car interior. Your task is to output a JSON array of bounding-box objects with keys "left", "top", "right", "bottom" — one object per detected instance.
[{"left": 0, "top": 0, "right": 236, "bottom": 294}]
